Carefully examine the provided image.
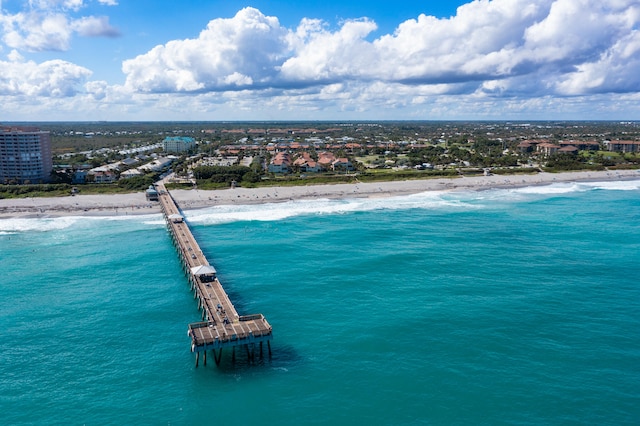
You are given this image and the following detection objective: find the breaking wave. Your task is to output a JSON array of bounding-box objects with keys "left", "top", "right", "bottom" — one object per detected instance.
[{"left": 183, "top": 179, "right": 640, "bottom": 225}]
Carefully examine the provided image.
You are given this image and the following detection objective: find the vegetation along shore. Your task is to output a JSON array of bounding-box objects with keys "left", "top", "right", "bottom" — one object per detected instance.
[{"left": 1, "top": 121, "right": 639, "bottom": 218}]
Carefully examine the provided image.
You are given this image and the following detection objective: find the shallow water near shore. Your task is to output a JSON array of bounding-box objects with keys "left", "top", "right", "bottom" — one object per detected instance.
[{"left": 1, "top": 180, "right": 639, "bottom": 425}]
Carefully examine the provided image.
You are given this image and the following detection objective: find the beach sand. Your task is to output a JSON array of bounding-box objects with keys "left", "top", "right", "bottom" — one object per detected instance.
[{"left": 1, "top": 169, "right": 638, "bottom": 218}]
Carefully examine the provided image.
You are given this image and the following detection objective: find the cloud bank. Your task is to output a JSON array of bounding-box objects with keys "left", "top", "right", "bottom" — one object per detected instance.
[
  {"left": 1, "top": 0, "right": 640, "bottom": 120},
  {"left": 121, "top": 1, "right": 640, "bottom": 97}
]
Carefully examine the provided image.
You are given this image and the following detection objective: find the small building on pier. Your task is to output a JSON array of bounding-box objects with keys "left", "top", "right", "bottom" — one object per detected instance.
[
  {"left": 168, "top": 213, "right": 184, "bottom": 223},
  {"left": 191, "top": 265, "right": 217, "bottom": 282}
]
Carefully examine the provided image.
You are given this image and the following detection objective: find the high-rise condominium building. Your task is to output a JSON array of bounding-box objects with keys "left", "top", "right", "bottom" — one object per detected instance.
[{"left": 0, "top": 126, "right": 53, "bottom": 184}]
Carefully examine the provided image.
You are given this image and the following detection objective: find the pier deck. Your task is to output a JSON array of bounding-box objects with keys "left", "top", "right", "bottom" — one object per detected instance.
[{"left": 156, "top": 183, "right": 272, "bottom": 365}]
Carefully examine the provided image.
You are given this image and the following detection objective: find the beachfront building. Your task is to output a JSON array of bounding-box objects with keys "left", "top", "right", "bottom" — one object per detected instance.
[
  {"left": 331, "top": 158, "right": 354, "bottom": 171},
  {"left": 560, "top": 140, "right": 600, "bottom": 151},
  {"left": 605, "top": 140, "right": 640, "bottom": 153},
  {"left": 517, "top": 141, "right": 535, "bottom": 153},
  {"left": 0, "top": 126, "right": 53, "bottom": 184},
  {"left": 139, "top": 157, "right": 174, "bottom": 173},
  {"left": 145, "top": 185, "right": 159, "bottom": 201},
  {"left": 268, "top": 152, "right": 291, "bottom": 173},
  {"left": 88, "top": 169, "right": 117, "bottom": 183},
  {"left": 558, "top": 145, "right": 578, "bottom": 155},
  {"left": 317, "top": 151, "right": 337, "bottom": 168},
  {"left": 163, "top": 136, "right": 196, "bottom": 153},
  {"left": 293, "top": 152, "right": 322, "bottom": 172},
  {"left": 73, "top": 170, "right": 88, "bottom": 184},
  {"left": 537, "top": 143, "right": 560, "bottom": 156},
  {"left": 120, "top": 169, "right": 144, "bottom": 179}
]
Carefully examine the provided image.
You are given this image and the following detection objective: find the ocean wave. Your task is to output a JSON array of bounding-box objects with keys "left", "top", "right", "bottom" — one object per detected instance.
[
  {"left": 2, "top": 179, "right": 638, "bottom": 231},
  {"left": 579, "top": 179, "right": 640, "bottom": 191},
  {"left": 0, "top": 213, "right": 163, "bottom": 233},
  {"left": 184, "top": 178, "right": 640, "bottom": 225},
  {"left": 0, "top": 216, "right": 85, "bottom": 233},
  {"left": 509, "top": 182, "right": 589, "bottom": 195},
  {"left": 510, "top": 179, "right": 640, "bottom": 195},
  {"left": 184, "top": 191, "right": 476, "bottom": 225}
]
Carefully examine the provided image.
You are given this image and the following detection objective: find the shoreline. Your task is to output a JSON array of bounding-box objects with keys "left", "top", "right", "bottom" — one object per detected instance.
[{"left": 1, "top": 169, "right": 638, "bottom": 219}]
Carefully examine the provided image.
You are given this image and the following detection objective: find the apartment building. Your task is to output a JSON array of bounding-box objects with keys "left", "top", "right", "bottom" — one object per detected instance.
[
  {"left": 0, "top": 126, "right": 53, "bottom": 183},
  {"left": 163, "top": 136, "right": 196, "bottom": 153}
]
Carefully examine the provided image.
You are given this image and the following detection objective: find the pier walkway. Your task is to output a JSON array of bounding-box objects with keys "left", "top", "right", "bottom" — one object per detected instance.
[{"left": 156, "top": 183, "right": 272, "bottom": 366}]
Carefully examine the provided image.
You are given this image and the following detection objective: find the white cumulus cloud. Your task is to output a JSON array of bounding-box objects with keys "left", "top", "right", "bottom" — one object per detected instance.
[
  {"left": 0, "top": 56, "right": 91, "bottom": 96},
  {"left": 280, "top": 18, "right": 378, "bottom": 83},
  {"left": 0, "top": 0, "right": 120, "bottom": 51},
  {"left": 72, "top": 15, "right": 119, "bottom": 37},
  {"left": 1, "top": 12, "right": 73, "bottom": 51},
  {"left": 123, "top": 7, "right": 289, "bottom": 92}
]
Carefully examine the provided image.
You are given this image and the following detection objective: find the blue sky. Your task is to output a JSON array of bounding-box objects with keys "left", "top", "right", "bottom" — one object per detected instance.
[{"left": 1, "top": 0, "right": 639, "bottom": 121}]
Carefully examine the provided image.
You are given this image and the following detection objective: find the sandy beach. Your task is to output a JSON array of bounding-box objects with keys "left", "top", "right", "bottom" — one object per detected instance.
[{"left": 1, "top": 169, "right": 638, "bottom": 219}]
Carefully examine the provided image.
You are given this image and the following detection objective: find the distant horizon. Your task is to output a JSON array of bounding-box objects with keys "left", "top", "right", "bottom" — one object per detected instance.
[{"left": 3, "top": 119, "right": 639, "bottom": 124}]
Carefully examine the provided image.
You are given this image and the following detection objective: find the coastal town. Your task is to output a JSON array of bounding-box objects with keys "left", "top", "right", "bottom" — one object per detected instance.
[
  {"left": 3, "top": 1, "right": 640, "bottom": 424},
  {"left": 1, "top": 121, "right": 639, "bottom": 195}
]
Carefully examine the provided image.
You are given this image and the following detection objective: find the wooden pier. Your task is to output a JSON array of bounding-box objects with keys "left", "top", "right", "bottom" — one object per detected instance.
[{"left": 156, "top": 183, "right": 272, "bottom": 366}]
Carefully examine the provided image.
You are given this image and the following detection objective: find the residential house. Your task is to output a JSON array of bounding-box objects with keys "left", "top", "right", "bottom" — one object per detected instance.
[
  {"left": 140, "top": 157, "right": 174, "bottom": 173},
  {"left": 268, "top": 152, "right": 291, "bottom": 173},
  {"left": 120, "top": 169, "right": 144, "bottom": 179},
  {"left": 88, "top": 170, "right": 117, "bottom": 183},
  {"left": 317, "top": 152, "right": 337, "bottom": 168},
  {"left": 558, "top": 145, "right": 578, "bottom": 155},
  {"left": 332, "top": 158, "right": 354, "bottom": 171},
  {"left": 293, "top": 152, "right": 322, "bottom": 173}
]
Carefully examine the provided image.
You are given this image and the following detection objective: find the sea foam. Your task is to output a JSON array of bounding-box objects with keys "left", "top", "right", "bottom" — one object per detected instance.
[
  {"left": 0, "top": 216, "right": 85, "bottom": 233},
  {"left": 0, "top": 213, "right": 163, "bottom": 234},
  {"left": 184, "top": 191, "right": 474, "bottom": 225},
  {"left": 180, "top": 179, "right": 640, "bottom": 225}
]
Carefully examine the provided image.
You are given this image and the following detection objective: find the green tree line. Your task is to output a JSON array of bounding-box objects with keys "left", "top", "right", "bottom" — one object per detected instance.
[{"left": 192, "top": 165, "right": 258, "bottom": 184}]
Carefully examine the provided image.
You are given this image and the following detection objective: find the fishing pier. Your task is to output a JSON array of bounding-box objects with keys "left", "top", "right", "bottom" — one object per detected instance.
[{"left": 156, "top": 183, "right": 272, "bottom": 366}]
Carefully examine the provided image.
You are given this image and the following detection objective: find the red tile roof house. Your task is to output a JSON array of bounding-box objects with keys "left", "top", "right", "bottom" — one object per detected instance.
[
  {"left": 317, "top": 152, "right": 337, "bottom": 168},
  {"left": 293, "top": 152, "right": 322, "bottom": 172},
  {"left": 268, "top": 152, "right": 292, "bottom": 173},
  {"left": 560, "top": 140, "right": 600, "bottom": 151},
  {"left": 558, "top": 145, "right": 578, "bottom": 154},
  {"left": 518, "top": 139, "right": 548, "bottom": 153},
  {"left": 517, "top": 141, "right": 534, "bottom": 153},
  {"left": 331, "top": 158, "right": 354, "bottom": 171}
]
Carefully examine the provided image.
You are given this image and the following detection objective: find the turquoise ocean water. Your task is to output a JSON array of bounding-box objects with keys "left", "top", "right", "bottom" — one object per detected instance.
[{"left": 1, "top": 180, "right": 639, "bottom": 425}]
